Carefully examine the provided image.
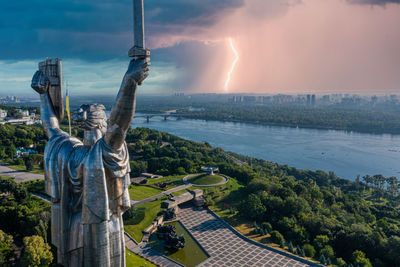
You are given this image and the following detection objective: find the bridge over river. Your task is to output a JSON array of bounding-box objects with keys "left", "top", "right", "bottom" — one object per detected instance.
[{"left": 134, "top": 113, "right": 188, "bottom": 122}]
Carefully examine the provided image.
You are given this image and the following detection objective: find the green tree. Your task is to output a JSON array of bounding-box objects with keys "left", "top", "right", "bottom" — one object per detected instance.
[
  {"left": 387, "top": 176, "right": 399, "bottom": 197},
  {"left": 239, "top": 194, "right": 266, "bottom": 220},
  {"left": 25, "top": 159, "right": 34, "bottom": 171},
  {"left": 0, "top": 230, "right": 14, "bottom": 265},
  {"left": 129, "top": 161, "right": 147, "bottom": 176},
  {"left": 319, "top": 254, "right": 326, "bottom": 265},
  {"left": 384, "top": 236, "right": 400, "bottom": 265},
  {"left": 21, "top": 235, "right": 53, "bottom": 267},
  {"left": 269, "top": 230, "right": 285, "bottom": 244},
  {"left": 261, "top": 222, "right": 272, "bottom": 233},
  {"left": 351, "top": 250, "right": 372, "bottom": 267},
  {"left": 336, "top": 258, "right": 346, "bottom": 267},
  {"left": 320, "top": 245, "right": 334, "bottom": 260},
  {"left": 176, "top": 167, "right": 186, "bottom": 175},
  {"left": 302, "top": 244, "right": 316, "bottom": 258},
  {"left": 313, "top": 235, "right": 329, "bottom": 251},
  {"left": 34, "top": 220, "right": 48, "bottom": 243}
]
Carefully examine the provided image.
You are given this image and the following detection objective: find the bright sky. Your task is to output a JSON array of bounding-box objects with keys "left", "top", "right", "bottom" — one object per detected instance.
[{"left": 1, "top": 0, "right": 400, "bottom": 96}]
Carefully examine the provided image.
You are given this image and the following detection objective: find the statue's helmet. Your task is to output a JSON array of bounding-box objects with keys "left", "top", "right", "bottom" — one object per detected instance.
[{"left": 72, "top": 104, "right": 107, "bottom": 131}]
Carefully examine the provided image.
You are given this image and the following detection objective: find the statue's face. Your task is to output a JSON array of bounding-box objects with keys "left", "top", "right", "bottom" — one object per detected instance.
[
  {"left": 72, "top": 104, "right": 107, "bottom": 133},
  {"left": 72, "top": 108, "right": 87, "bottom": 125}
]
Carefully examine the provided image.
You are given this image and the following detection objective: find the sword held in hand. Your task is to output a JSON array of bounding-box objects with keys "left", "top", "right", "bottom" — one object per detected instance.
[{"left": 128, "top": 0, "right": 150, "bottom": 68}]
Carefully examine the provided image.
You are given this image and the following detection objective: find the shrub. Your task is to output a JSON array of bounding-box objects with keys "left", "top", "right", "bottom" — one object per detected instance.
[
  {"left": 314, "top": 235, "right": 329, "bottom": 251},
  {"left": 351, "top": 250, "right": 372, "bottom": 267},
  {"left": 21, "top": 235, "right": 53, "bottom": 267},
  {"left": 25, "top": 159, "right": 34, "bottom": 171},
  {"left": 320, "top": 245, "right": 334, "bottom": 260},
  {"left": 295, "top": 245, "right": 301, "bottom": 255},
  {"left": 319, "top": 254, "right": 326, "bottom": 265},
  {"left": 288, "top": 241, "right": 294, "bottom": 253},
  {"left": 262, "top": 222, "right": 272, "bottom": 233},
  {"left": 14, "top": 158, "right": 24, "bottom": 166},
  {"left": 336, "top": 258, "right": 346, "bottom": 267},
  {"left": 270, "top": 230, "right": 285, "bottom": 244},
  {"left": 260, "top": 228, "right": 265, "bottom": 236},
  {"left": 302, "top": 244, "right": 316, "bottom": 258}
]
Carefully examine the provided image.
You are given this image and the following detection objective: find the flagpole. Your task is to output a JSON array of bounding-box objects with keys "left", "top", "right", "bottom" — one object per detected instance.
[{"left": 66, "top": 81, "right": 72, "bottom": 136}]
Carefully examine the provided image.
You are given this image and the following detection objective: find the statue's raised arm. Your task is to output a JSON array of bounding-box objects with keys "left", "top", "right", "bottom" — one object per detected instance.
[
  {"left": 31, "top": 58, "right": 65, "bottom": 139},
  {"left": 104, "top": 58, "right": 150, "bottom": 149},
  {"left": 31, "top": 70, "right": 62, "bottom": 139}
]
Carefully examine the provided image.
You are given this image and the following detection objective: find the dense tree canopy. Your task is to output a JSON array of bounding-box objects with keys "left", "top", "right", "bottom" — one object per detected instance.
[{"left": 125, "top": 127, "right": 400, "bottom": 266}]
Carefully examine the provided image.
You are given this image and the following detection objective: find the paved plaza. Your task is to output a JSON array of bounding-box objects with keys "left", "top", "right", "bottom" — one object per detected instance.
[{"left": 177, "top": 206, "right": 318, "bottom": 267}]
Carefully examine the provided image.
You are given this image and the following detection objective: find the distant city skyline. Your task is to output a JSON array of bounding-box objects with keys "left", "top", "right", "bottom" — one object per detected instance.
[{"left": 1, "top": 0, "right": 400, "bottom": 95}]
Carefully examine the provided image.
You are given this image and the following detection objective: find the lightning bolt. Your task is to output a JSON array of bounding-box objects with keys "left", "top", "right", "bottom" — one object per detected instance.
[{"left": 224, "top": 38, "right": 239, "bottom": 92}]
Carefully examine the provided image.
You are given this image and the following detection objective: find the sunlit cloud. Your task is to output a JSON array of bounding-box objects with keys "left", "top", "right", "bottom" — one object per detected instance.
[{"left": 1, "top": 0, "right": 400, "bottom": 95}]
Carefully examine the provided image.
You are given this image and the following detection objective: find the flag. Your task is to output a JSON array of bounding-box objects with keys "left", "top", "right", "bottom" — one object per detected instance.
[
  {"left": 66, "top": 87, "right": 70, "bottom": 122},
  {"left": 65, "top": 83, "right": 71, "bottom": 136}
]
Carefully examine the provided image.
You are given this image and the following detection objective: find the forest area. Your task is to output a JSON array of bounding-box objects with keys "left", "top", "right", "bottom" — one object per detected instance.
[{"left": 0, "top": 125, "right": 399, "bottom": 266}]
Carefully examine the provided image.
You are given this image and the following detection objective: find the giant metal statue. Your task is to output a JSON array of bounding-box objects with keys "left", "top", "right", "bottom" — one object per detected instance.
[{"left": 30, "top": 1, "right": 150, "bottom": 266}]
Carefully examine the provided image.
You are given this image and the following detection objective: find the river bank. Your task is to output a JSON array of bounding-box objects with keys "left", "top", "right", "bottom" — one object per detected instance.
[
  {"left": 176, "top": 113, "right": 400, "bottom": 136},
  {"left": 131, "top": 113, "right": 400, "bottom": 180}
]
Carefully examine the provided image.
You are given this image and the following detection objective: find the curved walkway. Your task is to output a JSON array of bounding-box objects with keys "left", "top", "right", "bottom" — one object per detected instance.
[{"left": 182, "top": 173, "right": 229, "bottom": 187}]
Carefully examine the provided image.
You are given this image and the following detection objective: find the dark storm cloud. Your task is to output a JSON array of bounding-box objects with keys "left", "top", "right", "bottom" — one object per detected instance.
[
  {"left": 0, "top": 0, "right": 243, "bottom": 60},
  {"left": 347, "top": 0, "right": 400, "bottom": 5}
]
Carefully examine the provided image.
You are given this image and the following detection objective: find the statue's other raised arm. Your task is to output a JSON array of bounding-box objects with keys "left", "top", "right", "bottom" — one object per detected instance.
[
  {"left": 31, "top": 71, "right": 61, "bottom": 138},
  {"left": 105, "top": 58, "right": 150, "bottom": 149}
]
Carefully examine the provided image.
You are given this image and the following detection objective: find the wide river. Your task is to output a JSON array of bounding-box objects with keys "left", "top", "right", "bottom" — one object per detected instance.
[{"left": 131, "top": 113, "right": 400, "bottom": 181}]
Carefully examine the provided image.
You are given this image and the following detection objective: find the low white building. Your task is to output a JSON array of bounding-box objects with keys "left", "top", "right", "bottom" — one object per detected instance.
[
  {"left": 18, "top": 109, "right": 29, "bottom": 117},
  {"left": 0, "top": 109, "right": 7, "bottom": 119}
]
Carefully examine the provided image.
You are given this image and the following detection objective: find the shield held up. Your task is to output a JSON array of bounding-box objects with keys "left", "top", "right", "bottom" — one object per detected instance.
[{"left": 39, "top": 58, "right": 64, "bottom": 122}]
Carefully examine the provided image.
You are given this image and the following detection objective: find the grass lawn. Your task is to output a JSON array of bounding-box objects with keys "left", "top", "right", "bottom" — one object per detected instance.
[
  {"left": 172, "top": 189, "right": 188, "bottom": 197},
  {"left": 191, "top": 175, "right": 243, "bottom": 206},
  {"left": 125, "top": 248, "right": 156, "bottom": 267},
  {"left": 187, "top": 174, "right": 224, "bottom": 185},
  {"left": 149, "top": 221, "right": 208, "bottom": 267},
  {"left": 8, "top": 164, "right": 44, "bottom": 174},
  {"left": 124, "top": 198, "right": 165, "bottom": 242},
  {"left": 145, "top": 175, "right": 185, "bottom": 189},
  {"left": 129, "top": 185, "right": 163, "bottom": 201}
]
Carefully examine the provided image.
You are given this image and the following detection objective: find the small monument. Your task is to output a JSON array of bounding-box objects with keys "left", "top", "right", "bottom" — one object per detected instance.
[
  {"left": 201, "top": 166, "right": 219, "bottom": 175},
  {"left": 30, "top": 1, "right": 150, "bottom": 266}
]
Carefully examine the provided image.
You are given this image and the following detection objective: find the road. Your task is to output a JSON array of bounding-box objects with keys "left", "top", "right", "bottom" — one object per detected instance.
[
  {"left": 225, "top": 153, "right": 248, "bottom": 166},
  {"left": 0, "top": 164, "right": 44, "bottom": 183},
  {"left": 0, "top": 163, "right": 191, "bottom": 208}
]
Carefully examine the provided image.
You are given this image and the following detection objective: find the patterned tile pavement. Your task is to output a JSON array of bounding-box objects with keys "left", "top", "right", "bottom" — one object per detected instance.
[
  {"left": 124, "top": 233, "right": 183, "bottom": 267},
  {"left": 177, "top": 206, "right": 319, "bottom": 267}
]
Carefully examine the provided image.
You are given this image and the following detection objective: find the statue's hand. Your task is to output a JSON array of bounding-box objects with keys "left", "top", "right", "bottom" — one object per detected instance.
[
  {"left": 125, "top": 58, "right": 150, "bottom": 85},
  {"left": 31, "top": 70, "right": 50, "bottom": 94}
]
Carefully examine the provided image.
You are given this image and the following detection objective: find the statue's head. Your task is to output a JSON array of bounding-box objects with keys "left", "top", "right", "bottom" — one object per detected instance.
[{"left": 72, "top": 104, "right": 107, "bottom": 136}]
